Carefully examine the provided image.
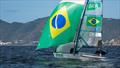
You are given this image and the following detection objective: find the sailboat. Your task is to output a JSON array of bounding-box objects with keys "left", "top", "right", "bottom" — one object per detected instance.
[{"left": 37, "top": 0, "right": 107, "bottom": 61}]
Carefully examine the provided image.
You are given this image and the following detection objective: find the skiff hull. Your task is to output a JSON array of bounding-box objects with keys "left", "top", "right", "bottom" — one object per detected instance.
[{"left": 53, "top": 52, "right": 106, "bottom": 61}]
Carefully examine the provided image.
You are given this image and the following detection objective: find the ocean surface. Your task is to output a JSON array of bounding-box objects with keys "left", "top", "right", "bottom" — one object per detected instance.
[{"left": 0, "top": 44, "right": 120, "bottom": 68}]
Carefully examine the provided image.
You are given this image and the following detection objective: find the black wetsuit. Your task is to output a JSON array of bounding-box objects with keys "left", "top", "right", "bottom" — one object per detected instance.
[
  {"left": 95, "top": 40, "right": 107, "bottom": 56},
  {"left": 95, "top": 49, "right": 106, "bottom": 55},
  {"left": 70, "top": 48, "right": 79, "bottom": 54}
]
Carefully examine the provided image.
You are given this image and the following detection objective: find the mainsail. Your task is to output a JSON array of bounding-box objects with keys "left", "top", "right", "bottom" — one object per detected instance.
[
  {"left": 79, "top": 0, "right": 103, "bottom": 47},
  {"left": 37, "top": 0, "right": 86, "bottom": 49}
]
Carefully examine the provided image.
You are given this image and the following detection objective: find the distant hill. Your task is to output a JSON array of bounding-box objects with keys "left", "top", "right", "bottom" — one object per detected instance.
[
  {"left": 103, "top": 18, "right": 120, "bottom": 41},
  {"left": 0, "top": 17, "right": 120, "bottom": 42},
  {"left": 0, "top": 20, "right": 23, "bottom": 41},
  {"left": 0, "top": 17, "right": 48, "bottom": 42}
]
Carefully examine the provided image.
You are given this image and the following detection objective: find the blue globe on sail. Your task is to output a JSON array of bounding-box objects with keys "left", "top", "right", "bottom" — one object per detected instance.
[
  {"left": 52, "top": 14, "right": 66, "bottom": 29},
  {"left": 91, "top": 18, "right": 96, "bottom": 24}
]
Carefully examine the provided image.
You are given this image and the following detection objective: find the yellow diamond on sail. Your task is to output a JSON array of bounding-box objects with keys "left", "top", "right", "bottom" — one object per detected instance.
[
  {"left": 50, "top": 6, "right": 70, "bottom": 39},
  {"left": 88, "top": 18, "right": 100, "bottom": 26}
]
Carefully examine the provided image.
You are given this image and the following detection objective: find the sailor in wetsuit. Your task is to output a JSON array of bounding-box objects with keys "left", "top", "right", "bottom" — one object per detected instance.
[
  {"left": 70, "top": 48, "right": 79, "bottom": 54},
  {"left": 95, "top": 40, "right": 106, "bottom": 56},
  {"left": 70, "top": 43, "right": 79, "bottom": 54}
]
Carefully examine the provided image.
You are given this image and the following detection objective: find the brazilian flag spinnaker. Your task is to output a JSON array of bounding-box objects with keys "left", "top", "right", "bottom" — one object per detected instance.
[{"left": 37, "top": 0, "right": 85, "bottom": 49}]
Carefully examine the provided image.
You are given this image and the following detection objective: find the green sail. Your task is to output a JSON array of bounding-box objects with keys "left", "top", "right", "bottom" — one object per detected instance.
[{"left": 37, "top": 1, "right": 85, "bottom": 49}]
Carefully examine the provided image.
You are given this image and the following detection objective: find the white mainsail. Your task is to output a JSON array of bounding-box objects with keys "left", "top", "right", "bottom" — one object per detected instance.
[{"left": 80, "top": 0, "right": 102, "bottom": 47}]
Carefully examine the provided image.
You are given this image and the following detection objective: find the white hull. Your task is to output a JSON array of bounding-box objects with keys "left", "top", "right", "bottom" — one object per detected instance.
[{"left": 53, "top": 52, "right": 106, "bottom": 61}]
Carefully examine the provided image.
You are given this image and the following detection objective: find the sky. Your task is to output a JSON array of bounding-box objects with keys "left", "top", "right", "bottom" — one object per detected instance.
[{"left": 0, "top": 0, "right": 120, "bottom": 23}]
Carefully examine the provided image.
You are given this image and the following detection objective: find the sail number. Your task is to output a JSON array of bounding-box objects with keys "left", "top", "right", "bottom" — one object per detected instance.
[{"left": 87, "top": 2, "right": 101, "bottom": 10}]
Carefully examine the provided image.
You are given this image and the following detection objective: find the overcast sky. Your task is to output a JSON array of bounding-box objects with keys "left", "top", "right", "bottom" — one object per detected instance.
[{"left": 0, "top": 0, "right": 120, "bottom": 23}]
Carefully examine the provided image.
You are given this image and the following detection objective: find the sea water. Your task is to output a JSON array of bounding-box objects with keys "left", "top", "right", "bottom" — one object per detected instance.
[{"left": 0, "top": 45, "right": 120, "bottom": 68}]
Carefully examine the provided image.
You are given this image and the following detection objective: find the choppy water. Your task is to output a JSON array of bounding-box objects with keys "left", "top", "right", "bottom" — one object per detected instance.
[{"left": 0, "top": 45, "right": 120, "bottom": 68}]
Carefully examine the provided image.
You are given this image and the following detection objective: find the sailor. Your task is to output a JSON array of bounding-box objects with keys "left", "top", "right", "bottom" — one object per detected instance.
[
  {"left": 95, "top": 40, "right": 106, "bottom": 56},
  {"left": 70, "top": 48, "right": 79, "bottom": 54},
  {"left": 70, "top": 47, "right": 74, "bottom": 54},
  {"left": 70, "top": 43, "right": 79, "bottom": 54}
]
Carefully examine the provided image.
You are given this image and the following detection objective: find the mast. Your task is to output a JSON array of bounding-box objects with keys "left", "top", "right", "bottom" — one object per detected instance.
[
  {"left": 73, "top": 0, "right": 89, "bottom": 54},
  {"left": 98, "top": 0, "right": 103, "bottom": 51}
]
